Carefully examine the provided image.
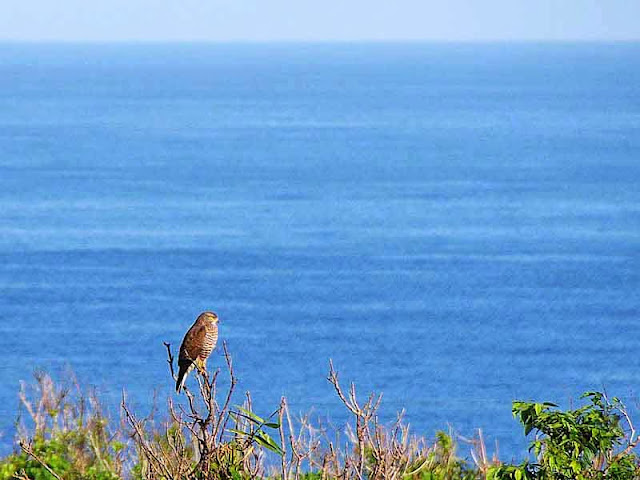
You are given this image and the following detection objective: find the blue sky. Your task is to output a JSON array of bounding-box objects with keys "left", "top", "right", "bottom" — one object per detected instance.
[{"left": 1, "top": 0, "right": 639, "bottom": 42}]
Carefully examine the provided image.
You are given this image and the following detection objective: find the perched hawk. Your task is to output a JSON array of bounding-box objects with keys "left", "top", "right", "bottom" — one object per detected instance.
[{"left": 176, "top": 311, "right": 219, "bottom": 393}]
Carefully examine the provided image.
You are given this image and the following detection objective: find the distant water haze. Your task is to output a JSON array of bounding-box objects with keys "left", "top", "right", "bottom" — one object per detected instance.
[{"left": 0, "top": 43, "right": 639, "bottom": 457}]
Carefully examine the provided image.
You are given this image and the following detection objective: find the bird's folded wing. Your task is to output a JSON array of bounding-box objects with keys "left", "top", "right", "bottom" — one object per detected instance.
[{"left": 180, "top": 323, "right": 207, "bottom": 362}]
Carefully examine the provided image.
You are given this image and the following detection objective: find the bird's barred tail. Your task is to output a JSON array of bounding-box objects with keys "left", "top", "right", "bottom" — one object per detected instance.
[{"left": 176, "top": 363, "right": 194, "bottom": 393}]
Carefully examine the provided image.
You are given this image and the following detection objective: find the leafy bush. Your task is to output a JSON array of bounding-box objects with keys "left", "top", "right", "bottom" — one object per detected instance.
[
  {"left": 0, "top": 371, "right": 123, "bottom": 480},
  {"left": 490, "top": 392, "right": 640, "bottom": 480},
  {"left": 0, "top": 436, "right": 119, "bottom": 480}
]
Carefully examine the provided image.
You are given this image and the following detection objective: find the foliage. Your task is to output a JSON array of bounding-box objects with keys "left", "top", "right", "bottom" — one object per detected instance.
[
  {"left": 414, "top": 431, "right": 479, "bottom": 480},
  {"left": 2, "top": 355, "right": 640, "bottom": 479},
  {"left": 490, "top": 392, "right": 640, "bottom": 480},
  {"left": 0, "top": 371, "right": 123, "bottom": 480},
  {"left": 0, "top": 436, "right": 119, "bottom": 480}
]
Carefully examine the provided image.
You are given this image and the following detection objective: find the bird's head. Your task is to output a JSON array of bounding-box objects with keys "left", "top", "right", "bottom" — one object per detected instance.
[{"left": 198, "top": 311, "right": 219, "bottom": 325}]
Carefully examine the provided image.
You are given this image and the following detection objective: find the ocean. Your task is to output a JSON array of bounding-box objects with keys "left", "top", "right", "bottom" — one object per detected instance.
[{"left": 0, "top": 42, "right": 639, "bottom": 458}]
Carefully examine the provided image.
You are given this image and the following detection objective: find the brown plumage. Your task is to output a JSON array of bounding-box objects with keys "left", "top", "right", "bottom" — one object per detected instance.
[{"left": 176, "top": 311, "right": 219, "bottom": 393}]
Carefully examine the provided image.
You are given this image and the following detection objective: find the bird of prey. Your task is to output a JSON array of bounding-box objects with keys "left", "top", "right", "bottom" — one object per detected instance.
[{"left": 176, "top": 311, "right": 219, "bottom": 393}]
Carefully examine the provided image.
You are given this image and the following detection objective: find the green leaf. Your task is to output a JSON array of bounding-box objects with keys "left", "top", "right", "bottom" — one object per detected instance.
[
  {"left": 570, "top": 460, "right": 581, "bottom": 473},
  {"left": 235, "top": 406, "right": 265, "bottom": 424},
  {"left": 255, "top": 431, "right": 283, "bottom": 455}
]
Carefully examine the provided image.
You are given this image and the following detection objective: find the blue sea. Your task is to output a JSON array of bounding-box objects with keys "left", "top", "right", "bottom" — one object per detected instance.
[{"left": 0, "top": 43, "right": 639, "bottom": 459}]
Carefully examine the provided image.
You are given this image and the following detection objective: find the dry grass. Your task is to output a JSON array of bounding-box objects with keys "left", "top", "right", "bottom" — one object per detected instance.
[
  {"left": 12, "top": 369, "right": 126, "bottom": 480},
  {"left": 9, "top": 347, "right": 498, "bottom": 480}
]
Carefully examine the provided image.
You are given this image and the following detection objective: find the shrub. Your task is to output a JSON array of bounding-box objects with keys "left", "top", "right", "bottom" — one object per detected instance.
[
  {"left": 3, "top": 350, "right": 640, "bottom": 479},
  {"left": 0, "top": 371, "right": 124, "bottom": 480},
  {"left": 490, "top": 392, "right": 640, "bottom": 480}
]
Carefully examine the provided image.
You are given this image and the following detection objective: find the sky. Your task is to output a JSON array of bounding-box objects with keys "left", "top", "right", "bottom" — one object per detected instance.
[{"left": 1, "top": 0, "right": 639, "bottom": 42}]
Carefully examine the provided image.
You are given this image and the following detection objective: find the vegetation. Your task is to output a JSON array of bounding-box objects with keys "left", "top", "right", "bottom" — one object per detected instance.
[{"left": 2, "top": 346, "right": 640, "bottom": 479}]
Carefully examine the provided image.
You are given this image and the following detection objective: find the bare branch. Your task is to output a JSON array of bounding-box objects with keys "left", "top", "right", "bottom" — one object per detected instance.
[
  {"left": 163, "top": 342, "right": 177, "bottom": 380},
  {"left": 214, "top": 342, "right": 237, "bottom": 444}
]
